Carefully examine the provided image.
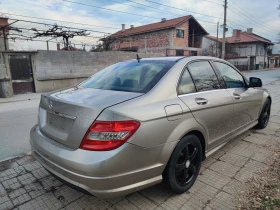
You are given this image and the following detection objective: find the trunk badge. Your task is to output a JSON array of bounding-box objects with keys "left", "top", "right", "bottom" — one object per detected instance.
[{"left": 49, "top": 100, "right": 53, "bottom": 109}]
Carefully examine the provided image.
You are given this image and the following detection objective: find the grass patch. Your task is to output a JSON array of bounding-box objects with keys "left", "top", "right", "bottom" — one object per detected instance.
[{"left": 238, "top": 148, "right": 280, "bottom": 210}]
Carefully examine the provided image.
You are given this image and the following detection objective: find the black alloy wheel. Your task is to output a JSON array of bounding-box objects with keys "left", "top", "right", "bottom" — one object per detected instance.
[
  {"left": 258, "top": 99, "right": 271, "bottom": 129},
  {"left": 175, "top": 144, "right": 199, "bottom": 186},
  {"left": 164, "top": 134, "right": 202, "bottom": 194}
]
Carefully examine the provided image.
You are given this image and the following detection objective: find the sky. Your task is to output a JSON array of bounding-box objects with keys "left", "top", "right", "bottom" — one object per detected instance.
[{"left": 1, "top": 0, "right": 280, "bottom": 51}]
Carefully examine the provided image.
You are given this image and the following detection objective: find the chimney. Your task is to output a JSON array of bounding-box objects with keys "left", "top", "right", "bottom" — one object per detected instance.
[
  {"left": 57, "top": 43, "right": 60, "bottom": 50},
  {"left": 130, "top": 25, "right": 134, "bottom": 29},
  {"left": 161, "top": 18, "right": 166, "bottom": 22},
  {"left": 232, "top": 29, "right": 237, "bottom": 37},
  {"left": 236, "top": 30, "right": 241, "bottom": 41},
  {"left": 247, "top": 28, "right": 253, "bottom": 34},
  {"left": 122, "top": 24, "right": 125, "bottom": 32}
]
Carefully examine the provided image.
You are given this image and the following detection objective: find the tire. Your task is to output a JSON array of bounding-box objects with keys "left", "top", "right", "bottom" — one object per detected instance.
[
  {"left": 257, "top": 98, "right": 271, "bottom": 129},
  {"left": 163, "top": 134, "right": 202, "bottom": 194}
]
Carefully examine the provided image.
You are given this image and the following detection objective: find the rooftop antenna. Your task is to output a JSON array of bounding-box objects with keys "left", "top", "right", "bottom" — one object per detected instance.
[{"left": 136, "top": 54, "right": 142, "bottom": 62}]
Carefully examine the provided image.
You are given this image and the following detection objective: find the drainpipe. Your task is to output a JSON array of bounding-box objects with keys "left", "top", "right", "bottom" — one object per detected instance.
[{"left": 264, "top": 45, "right": 266, "bottom": 68}]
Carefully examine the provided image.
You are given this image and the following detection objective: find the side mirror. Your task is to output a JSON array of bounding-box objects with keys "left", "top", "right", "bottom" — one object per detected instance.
[{"left": 249, "top": 77, "right": 262, "bottom": 87}]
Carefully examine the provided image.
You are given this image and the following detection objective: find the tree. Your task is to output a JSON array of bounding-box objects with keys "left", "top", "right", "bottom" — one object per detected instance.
[
  {"left": 89, "top": 43, "right": 103, "bottom": 52},
  {"left": 100, "top": 36, "right": 116, "bottom": 51},
  {"left": 202, "top": 39, "right": 221, "bottom": 57},
  {"left": 32, "top": 24, "right": 89, "bottom": 50}
]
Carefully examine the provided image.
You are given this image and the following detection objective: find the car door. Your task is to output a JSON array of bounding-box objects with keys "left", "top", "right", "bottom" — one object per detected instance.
[
  {"left": 178, "top": 60, "right": 234, "bottom": 150},
  {"left": 213, "top": 61, "right": 263, "bottom": 131}
]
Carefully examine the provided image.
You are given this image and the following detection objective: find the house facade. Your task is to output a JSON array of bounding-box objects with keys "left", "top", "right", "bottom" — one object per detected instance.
[
  {"left": 110, "top": 15, "right": 208, "bottom": 56},
  {"left": 202, "top": 28, "right": 274, "bottom": 70},
  {"left": 269, "top": 43, "right": 280, "bottom": 68}
]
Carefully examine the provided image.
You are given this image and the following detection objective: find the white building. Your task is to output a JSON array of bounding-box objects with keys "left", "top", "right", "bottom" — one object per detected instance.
[{"left": 202, "top": 28, "right": 274, "bottom": 70}]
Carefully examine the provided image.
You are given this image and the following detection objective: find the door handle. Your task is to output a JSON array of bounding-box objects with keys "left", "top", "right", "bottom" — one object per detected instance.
[
  {"left": 195, "top": 98, "right": 208, "bottom": 105},
  {"left": 233, "top": 94, "right": 241, "bottom": 100}
]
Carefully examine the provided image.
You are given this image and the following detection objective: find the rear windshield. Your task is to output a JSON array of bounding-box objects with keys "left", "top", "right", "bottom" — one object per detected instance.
[{"left": 79, "top": 60, "right": 175, "bottom": 93}]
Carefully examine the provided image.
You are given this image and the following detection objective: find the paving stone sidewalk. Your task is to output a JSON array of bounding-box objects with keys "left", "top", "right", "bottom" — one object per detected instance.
[{"left": 1, "top": 81, "right": 280, "bottom": 210}]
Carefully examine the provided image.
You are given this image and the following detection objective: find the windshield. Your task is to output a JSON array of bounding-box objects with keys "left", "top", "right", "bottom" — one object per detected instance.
[{"left": 79, "top": 60, "right": 175, "bottom": 93}]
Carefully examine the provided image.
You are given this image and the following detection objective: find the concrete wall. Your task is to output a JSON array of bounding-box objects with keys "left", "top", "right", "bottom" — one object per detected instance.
[
  {"left": 33, "top": 50, "right": 164, "bottom": 92},
  {"left": 0, "top": 52, "right": 13, "bottom": 97}
]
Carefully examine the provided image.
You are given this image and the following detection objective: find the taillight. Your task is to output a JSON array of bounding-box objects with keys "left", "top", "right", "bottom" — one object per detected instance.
[{"left": 80, "top": 120, "right": 140, "bottom": 151}]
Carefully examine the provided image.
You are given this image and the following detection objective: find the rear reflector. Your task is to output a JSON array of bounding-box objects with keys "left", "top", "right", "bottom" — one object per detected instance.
[{"left": 80, "top": 120, "right": 140, "bottom": 151}]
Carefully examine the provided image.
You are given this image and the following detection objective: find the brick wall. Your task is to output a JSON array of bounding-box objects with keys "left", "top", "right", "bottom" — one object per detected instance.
[
  {"left": 113, "top": 29, "right": 171, "bottom": 52},
  {"left": 173, "top": 21, "right": 189, "bottom": 47}
]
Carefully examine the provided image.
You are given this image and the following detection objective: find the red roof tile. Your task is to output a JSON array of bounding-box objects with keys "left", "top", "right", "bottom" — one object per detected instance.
[
  {"left": 205, "top": 32, "right": 273, "bottom": 45},
  {"left": 225, "top": 32, "right": 273, "bottom": 44},
  {"left": 205, "top": 35, "right": 222, "bottom": 42},
  {"left": 111, "top": 15, "right": 195, "bottom": 38}
]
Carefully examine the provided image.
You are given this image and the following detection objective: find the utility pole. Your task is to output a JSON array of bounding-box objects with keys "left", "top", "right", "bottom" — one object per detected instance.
[
  {"left": 2, "top": 28, "right": 7, "bottom": 51},
  {"left": 216, "top": 22, "right": 219, "bottom": 57},
  {"left": 222, "top": 0, "right": 227, "bottom": 60}
]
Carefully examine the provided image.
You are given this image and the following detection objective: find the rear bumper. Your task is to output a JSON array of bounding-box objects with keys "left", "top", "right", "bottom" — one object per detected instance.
[{"left": 30, "top": 125, "right": 164, "bottom": 198}]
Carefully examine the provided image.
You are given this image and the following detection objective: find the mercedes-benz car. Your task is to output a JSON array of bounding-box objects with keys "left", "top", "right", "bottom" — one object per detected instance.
[{"left": 30, "top": 56, "right": 271, "bottom": 198}]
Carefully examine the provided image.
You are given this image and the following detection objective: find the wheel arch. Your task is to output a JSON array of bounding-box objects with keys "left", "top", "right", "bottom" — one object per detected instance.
[
  {"left": 164, "top": 129, "right": 207, "bottom": 170},
  {"left": 187, "top": 130, "right": 206, "bottom": 161}
]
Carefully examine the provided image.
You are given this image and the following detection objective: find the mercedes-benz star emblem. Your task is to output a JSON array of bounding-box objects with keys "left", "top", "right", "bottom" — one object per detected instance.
[{"left": 49, "top": 100, "right": 53, "bottom": 109}]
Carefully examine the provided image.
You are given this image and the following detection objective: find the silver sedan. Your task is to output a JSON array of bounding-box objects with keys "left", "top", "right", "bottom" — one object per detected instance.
[{"left": 30, "top": 56, "right": 271, "bottom": 198}]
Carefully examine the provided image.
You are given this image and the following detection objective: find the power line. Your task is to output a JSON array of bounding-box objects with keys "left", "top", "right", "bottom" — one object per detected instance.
[
  {"left": 202, "top": 0, "right": 224, "bottom": 5},
  {"left": 139, "top": 0, "right": 222, "bottom": 18},
  {"left": 109, "top": 0, "right": 219, "bottom": 26},
  {"left": 3, "top": 12, "right": 120, "bottom": 30},
  {"left": 227, "top": 3, "right": 279, "bottom": 34},
  {"left": 108, "top": 0, "right": 174, "bottom": 16},
  {"left": 9, "top": 26, "right": 106, "bottom": 40},
  {"left": 228, "top": 0, "right": 279, "bottom": 33},
  {"left": 227, "top": 20, "right": 278, "bottom": 39},
  {"left": 111, "top": 0, "right": 184, "bottom": 18},
  {"left": 62, "top": 0, "right": 218, "bottom": 24},
  {"left": 4, "top": 16, "right": 112, "bottom": 35}
]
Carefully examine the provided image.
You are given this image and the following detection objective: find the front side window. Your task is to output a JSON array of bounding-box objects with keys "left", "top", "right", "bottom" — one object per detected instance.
[
  {"left": 79, "top": 61, "right": 175, "bottom": 93},
  {"left": 214, "top": 62, "right": 245, "bottom": 88},
  {"left": 187, "top": 61, "right": 220, "bottom": 92},
  {"left": 178, "top": 69, "right": 196, "bottom": 95},
  {"left": 176, "top": 29, "right": 184, "bottom": 38}
]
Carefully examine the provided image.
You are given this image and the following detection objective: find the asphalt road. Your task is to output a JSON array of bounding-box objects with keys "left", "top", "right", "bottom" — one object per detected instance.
[
  {"left": 0, "top": 99, "right": 39, "bottom": 160},
  {"left": 0, "top": 68, "right": 279, "bottom": 161},
  {"left": 243, "top": 69, "right": 280, "bottom": 85}
]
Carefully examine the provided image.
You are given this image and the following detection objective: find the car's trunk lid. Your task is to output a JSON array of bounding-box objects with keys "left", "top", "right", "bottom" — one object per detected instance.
[{"left": 39, "top": 87, "right": 142, "bottom": 149}]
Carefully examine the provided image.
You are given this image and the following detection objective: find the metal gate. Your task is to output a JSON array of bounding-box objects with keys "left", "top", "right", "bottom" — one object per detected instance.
[
  {"left": 250, "top": 57, "right": 255, "bottom": 70},
  {"left": 9, "top": 55, "right": 35, "bottom": 95}
]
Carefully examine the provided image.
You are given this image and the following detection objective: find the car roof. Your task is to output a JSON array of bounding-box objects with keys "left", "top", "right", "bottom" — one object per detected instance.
[{"left": 126, "top": 56, "right": 225, "bottom": 62}]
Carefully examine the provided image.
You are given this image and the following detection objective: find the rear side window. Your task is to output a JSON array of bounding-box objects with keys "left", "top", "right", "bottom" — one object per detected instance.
[
  {"left": 214, "top": 62, "right": 245, "bottom": 88},
  {"left": 178, "top": 69, "right": 196, "bottom": 95},
  {"left": 79, "top": 61, "right": 175, "bottom": 93},
  {"left": 188, "top": 61, "right": 220, "bottom": 92}
]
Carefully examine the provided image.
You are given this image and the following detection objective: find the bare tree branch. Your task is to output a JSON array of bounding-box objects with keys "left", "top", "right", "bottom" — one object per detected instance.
[{"left": 31, "top": 24, "right": 90, "bottom": 50}]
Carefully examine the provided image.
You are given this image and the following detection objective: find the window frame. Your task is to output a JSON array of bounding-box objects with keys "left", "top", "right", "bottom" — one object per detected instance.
[
  {"left": 177, "top": 66, "right": 197, "bottom": 96},
  {"left": 176, "top": 59, "right": 224, "bottom": 95},
  {"left": 211, "top": 60, "right": 249, "bottom": 89},
  {"left": 176, "top": 29, "right": 184, "bottom": 38}
]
